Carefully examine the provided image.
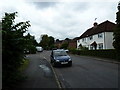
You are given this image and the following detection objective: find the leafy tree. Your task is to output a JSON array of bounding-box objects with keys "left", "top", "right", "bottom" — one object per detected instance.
[
  {"left": 56, "top": 39, "right": 60, "bottom": 42},
  {"left": 24, "top": 33, "right": 37, "bottom": 54},
  {"left": 60, "top": 42, "right": 69, "bottom": 49},
  {"left": 113, "top": 2, "right": 120, "bottom": 60},
  {"left": 39, "top": 35, "right": 55, "bottom": 50},
  {"left": 48, "top": 36, "right": 55, "bottom": 50},
  {"left": 39, "top": 34, "right": 49, "bottom": 50},
  {"left": 65, "top": 38, "right": 70, "bottom": 41},
  {"left": 2, "top": 12, "right": 30, "bottom": 88}
]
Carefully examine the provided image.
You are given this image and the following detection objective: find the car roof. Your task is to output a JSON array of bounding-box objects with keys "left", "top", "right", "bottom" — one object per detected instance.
[{"left": 53, "top": 49, "right": 65, "bottom": 52}]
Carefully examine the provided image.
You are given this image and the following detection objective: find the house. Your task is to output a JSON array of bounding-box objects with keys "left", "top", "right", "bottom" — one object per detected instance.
[
  {"left": 68, "top": 37, "right": 78, "bottom": 49},
  {"left": 77, "top": 20, "right": 116, "bottom": 50},
  {"left": 55, "top": 40, "right": 63, "bottom": 49},
  {"left": 54, "top": 38, "right": 78, "bottom": 49}
]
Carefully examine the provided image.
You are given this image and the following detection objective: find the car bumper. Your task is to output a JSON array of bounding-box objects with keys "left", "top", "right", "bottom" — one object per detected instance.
[{"left": 55, "top": 61, "right": 72, "bottom": 66}]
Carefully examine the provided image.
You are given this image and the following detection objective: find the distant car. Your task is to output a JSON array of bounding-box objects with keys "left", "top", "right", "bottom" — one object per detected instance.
[
  {"left": 36, "top": 46, "right": 43, "bottom": 52},
  {"left": 54, "top": 49, "right": 69, "bottom": 52},
  {"left": 65, "top": 49, "right": 69, "bottom": 52},
  {"left": 50, "top": 49, "right": 72, "bottom": 67}
]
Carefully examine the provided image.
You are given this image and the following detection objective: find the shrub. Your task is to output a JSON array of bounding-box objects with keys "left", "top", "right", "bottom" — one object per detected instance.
[{"left": 69, "top": 49, "right": 118, "bottom": 61}]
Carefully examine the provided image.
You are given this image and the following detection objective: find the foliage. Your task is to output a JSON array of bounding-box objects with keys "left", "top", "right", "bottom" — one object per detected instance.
[
  {"left": 48, "top": 36, "right": 55, "bottom": 50},
  {"left": 56, "top": 39, "right": 60, "bottom": 42},
  {"left": 60, "top": 42, "right": 69, "bottom": 49},
  {"left": 19, "top": 59, "right": 29, "bottom": 72},
  {"left": 78, "top": 44, "right": 88, "bottom": 51},
  {"left": 24, "top": 33, "right": 37, "bottom": 54},
  {"left": 69, "top": 49, "right": 117, "bottom": 61},
  {"left": 2, "top": 12, "right": 30, "bottom": 88},
  {"left": 39, "top": 35, "right": 55, "bottom": 50},
  {"left": 113, "top": 2, "right": 120, "bottom": 60},
  {"left": 39, "top": 35, "right": 49, "bottom": 50},
  {"left": 65, "top": 38, "right": 70, "bottom": 41}
]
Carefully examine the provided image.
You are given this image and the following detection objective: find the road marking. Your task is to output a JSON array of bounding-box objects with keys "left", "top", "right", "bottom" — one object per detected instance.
[
  {"left": 51, "top": 65, "right": 62, "bottom": 89},
  {"left": 44, "top": 58, "right": 62, "bottom": 89}
]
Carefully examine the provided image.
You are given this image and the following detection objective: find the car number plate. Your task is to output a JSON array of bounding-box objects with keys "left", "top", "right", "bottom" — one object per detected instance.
[{"left": 61, "top": 62, "right": 68, "bottom": 64}]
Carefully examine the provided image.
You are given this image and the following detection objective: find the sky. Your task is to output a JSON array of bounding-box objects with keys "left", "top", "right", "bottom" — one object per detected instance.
[{"left": 0, "top": 0, "right": 119, "bottom": 42}]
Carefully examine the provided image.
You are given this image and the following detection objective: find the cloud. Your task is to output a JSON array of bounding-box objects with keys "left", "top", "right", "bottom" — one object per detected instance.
[
  {"left": 0, "top": 0, "right": 119, "bottom": 43},
  {"left": 33, "top": 2, "right": 57, "bottom": 9}
]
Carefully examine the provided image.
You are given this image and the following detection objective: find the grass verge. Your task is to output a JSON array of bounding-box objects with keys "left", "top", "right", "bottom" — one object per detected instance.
[{"left": 19, "top": 58, "right": 29, "bottom": 72}]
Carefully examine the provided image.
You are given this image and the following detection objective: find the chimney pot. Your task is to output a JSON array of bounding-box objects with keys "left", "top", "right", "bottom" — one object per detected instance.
[{"left": 93, "top": 22, "right": 98, "bottom": 28}]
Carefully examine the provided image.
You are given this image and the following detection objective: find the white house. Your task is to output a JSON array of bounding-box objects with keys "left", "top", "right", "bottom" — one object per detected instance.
[{"left": 77, "top": 20, "right": 116, "bottom": 50}]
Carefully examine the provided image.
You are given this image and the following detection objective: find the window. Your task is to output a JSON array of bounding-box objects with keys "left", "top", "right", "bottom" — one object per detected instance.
[
  {"left": 82, "top": 38, "right": 86, "bottom": 42},
  {"left": 78, "top": 39, "right": 81, "bottom": 43},
  {"left": 89, "top": 36, "right": 93, "bottom": 40},
  {"left": 53, "top": 50, "right": 67, "bottom": 56},
  {"left": 98, "top": 33, "right": 103, "bottom": 38},
  {"left": 98, "top": 43, "right": 103, "bottom": 49}
]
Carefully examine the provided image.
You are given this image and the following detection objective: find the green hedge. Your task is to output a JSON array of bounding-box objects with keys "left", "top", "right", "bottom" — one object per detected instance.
[{"left": 69, "top": 49, "right": 118, "bottom": 61}]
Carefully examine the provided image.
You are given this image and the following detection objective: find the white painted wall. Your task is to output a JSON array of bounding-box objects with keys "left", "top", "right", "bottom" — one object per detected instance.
[
  {"left": 77, "top": 32, "right": 114, "bottom": 50},
  {"left": 104, "top": 32, "right": 114, "bottom": 49}
]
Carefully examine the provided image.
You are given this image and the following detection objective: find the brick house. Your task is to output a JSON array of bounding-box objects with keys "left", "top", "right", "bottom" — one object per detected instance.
[{"left": 55, "top": 38, "right": 78, "bottom": 49}]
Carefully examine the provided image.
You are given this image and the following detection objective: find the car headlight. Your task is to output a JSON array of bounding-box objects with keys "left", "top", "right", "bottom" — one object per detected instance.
[
  {"left": 68, "top": 59, "right": 72, "bottom": 61},
  {"left": 56, "top": 60, "right": 60, "bottom": 62}
]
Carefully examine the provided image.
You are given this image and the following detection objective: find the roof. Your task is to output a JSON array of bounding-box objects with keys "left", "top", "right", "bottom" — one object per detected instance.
[
  {"left": 79, "top": 20, "right": 116, "bottom": 39},
  {"left": 53, "top": 49, "right": 66, "bottom": 52}
]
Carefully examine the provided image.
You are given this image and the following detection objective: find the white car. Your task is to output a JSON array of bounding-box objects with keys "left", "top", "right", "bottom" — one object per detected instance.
[
  {"left": 36, "top": 46, "right": 43, "bottom": 52},
  {"left": 65, "top": 49, "right": 69, "bottom": 52}
]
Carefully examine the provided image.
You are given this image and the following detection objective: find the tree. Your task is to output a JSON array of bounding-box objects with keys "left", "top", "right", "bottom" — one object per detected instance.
[
  {"left": 48, "top": 36, "right": 55, "bottom": 50},
  {"left": 24, "top": 33, "right": 37, "bottom": 54},
  {"left": 65, "top": 38, "right": 70, "bottom": 41},
  {"left": 60, "top": 42, "right": 69, "bottom": 49},
  {"left": 113, "top": 2, "right": 120, "bottom": 60},
  {"left": 56, "top": 39, "right": 60, "bottom": 42},
  {"left": 2, "top": 12, "right": 30, "bottom": 88},
  {"left": 39, "top": 34, "right": 49, "bottom": 50},
  {"left": 39, "top": 35, "right": 55, "bottom": 50}
]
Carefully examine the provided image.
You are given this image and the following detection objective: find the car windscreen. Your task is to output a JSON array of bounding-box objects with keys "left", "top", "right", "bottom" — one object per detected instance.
[{"left": 53, "top": 51, "right": 67, "bottom": 56}]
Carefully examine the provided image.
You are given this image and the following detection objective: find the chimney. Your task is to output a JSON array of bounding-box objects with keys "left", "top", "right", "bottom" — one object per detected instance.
[{"left": 93, "top": 22, "right": 98, "bottom": 28}]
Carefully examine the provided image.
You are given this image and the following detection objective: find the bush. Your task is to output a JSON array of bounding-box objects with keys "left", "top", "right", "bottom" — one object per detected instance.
[
  {"left": 69, "top": 49, "right": 118, "bottom": 61},
  {"left": 2, "top": 12, "right": 31, "bottom": 88}
]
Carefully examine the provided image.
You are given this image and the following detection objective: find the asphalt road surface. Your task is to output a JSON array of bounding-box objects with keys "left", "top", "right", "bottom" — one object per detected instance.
[
  {"left": 17, "top": 52, "right": 58, "bottom": 88},
  {"left": 43, "top": 50, "right": 119, "bottom": 88}
]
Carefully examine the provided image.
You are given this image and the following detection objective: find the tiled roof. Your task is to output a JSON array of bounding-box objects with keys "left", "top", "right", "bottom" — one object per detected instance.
[{"left": 79, "top": 20, "right": 116, "bottom": 39}]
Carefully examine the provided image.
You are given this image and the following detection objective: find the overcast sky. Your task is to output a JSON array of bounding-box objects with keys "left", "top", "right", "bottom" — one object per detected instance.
[{"left": 0, "top": 0, "right": 119, "bottom": 42}]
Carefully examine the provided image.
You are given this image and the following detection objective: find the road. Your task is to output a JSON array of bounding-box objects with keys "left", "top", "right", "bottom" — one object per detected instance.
[
  {"left": 17, "top": 52, "right": 58, "bottom": 88},
  {"left": 43, "top": 50, "right": 119, "bottom": 88}
]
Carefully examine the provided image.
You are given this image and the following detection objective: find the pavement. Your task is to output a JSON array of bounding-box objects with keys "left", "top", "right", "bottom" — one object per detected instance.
[
  {"left": 71, "top": 54, "right": 120, "bottom": 64},
  {"left": 16, "top": 52, "right": 60, "bottom": 89}
]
